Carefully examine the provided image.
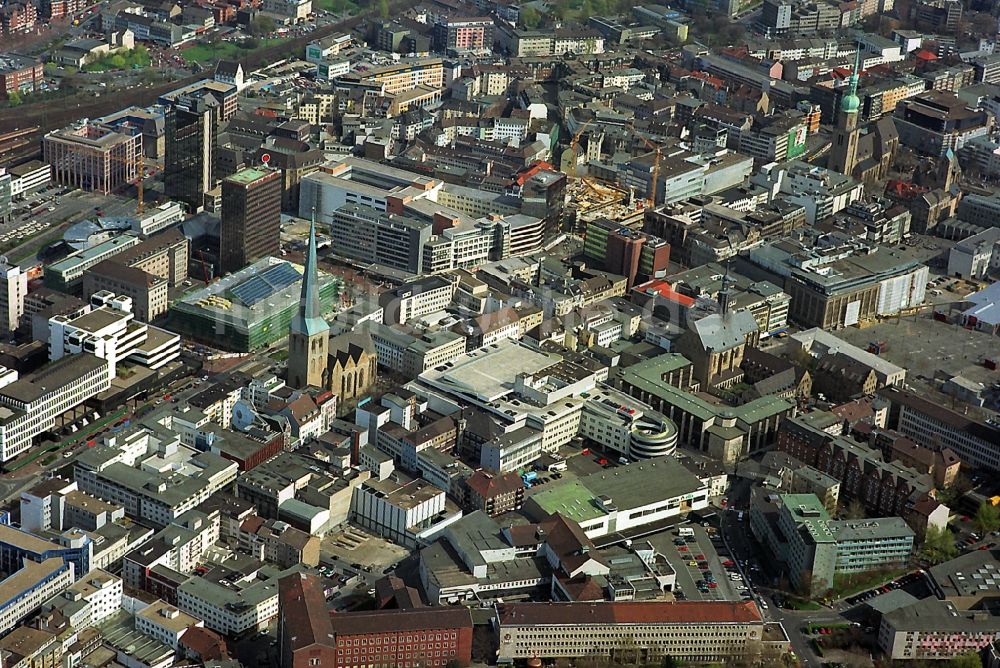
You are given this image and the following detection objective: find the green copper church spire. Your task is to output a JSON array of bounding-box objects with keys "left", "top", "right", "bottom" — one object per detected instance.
[
  {"left": 291, "top": 209, "right": 328, "bottom": 337},
  {"left": 841, "top": 42, "right": 862, "bottom": 114}
]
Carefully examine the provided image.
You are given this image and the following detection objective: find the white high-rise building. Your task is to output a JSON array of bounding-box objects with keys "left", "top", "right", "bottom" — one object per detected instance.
[{"left": 0, "top": 258, "right": 27, "bottom": 336}]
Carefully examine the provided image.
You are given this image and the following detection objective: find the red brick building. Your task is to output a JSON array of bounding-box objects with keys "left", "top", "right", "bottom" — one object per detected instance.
[
  {"left": 278, "top": 575, "right": 474, "bottom": 668},
  {"left": 279, "top": 573, "right": 337, "bottom": 668},
  {"left": 208, "top": 427, "right": 285, "bottom": 471},
  {"left": 329, "top": 608, "right": 473, "bottom": 668},
  {"left": 777, "top": 415, "right": 931, "bottom": 517},
  {"left": 211, "top": 2, "right": 235, "bottom": 24},
  {"left": 0, "top": 56, "right": 42, "bottom": 100},
  {"left": 40, "top": 0, "right": 85, "bottom": 20},
  {"left": 0, "top": 1, "right": 37, "bottom": 37}
]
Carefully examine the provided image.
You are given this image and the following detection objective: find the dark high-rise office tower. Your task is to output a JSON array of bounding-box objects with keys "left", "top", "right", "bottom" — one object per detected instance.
[
  {"left": 164, "top": 94, "right": 219, "bottom": 212},
  {"left": 220, "top": 168, "right": 281, "bottom": 274}
]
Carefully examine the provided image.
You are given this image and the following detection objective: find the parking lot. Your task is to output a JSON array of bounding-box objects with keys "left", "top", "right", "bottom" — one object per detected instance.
[
  {"left": 843, "top": 570, "right": 927, "bottom": 607},
  {"left": 834, "top": 311, "right": 1000, "bottom": 408},
  {"left": 646, "top": 525, "right": 752, "bottom": 602},
  {"left": 4, "top": 187, "right": 151, "bottom": 266},
  {"left": 520, "top": 444, "right": 628, "bottom": 498}
]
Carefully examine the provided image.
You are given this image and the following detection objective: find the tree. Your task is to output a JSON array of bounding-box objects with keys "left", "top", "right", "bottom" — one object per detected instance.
[
  {"left": 250, "top": 15, "right": 276, "bottom": 36},
  {"left": 6, "top": 90, "right": 22, "bottom": 106},
  {"left": 951, "top": 652, "right": 983, "bottom": 668},
  {"left": 843, "top": 499, "right": 866, "bottom": 520},
  {"left": 920, "top": 525, "right": 958, "bottom": 565},
  {"left": 377, "top": 0, "right": 389, "bottom": 18},
  {"left": 520, "top": 6, "right": 541, "bottom": 28},
  {"left": 975, "top": 502, "right": 1000, "bottom": 535},
  {"left": 795, "top": 569, "right": 814, "bottom": 597}
]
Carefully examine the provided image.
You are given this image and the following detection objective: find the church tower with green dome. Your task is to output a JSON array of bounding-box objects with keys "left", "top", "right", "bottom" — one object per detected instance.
[{"left": 829, "top": 46, "right": 863, "bottom": 177}]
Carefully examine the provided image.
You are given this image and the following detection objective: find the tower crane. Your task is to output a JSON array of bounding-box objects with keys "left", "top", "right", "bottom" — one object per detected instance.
[
  {"left": 564, "top": 119, "right": 593, "bottom": 178},
  {"left": 630, "top": 125, "right": 663, "bottom": 208}
]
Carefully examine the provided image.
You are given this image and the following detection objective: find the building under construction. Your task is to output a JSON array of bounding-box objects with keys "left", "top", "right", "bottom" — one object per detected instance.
[
  {"left": 42, "top": 122, "right": 140, "bottom": 195},
  {"left": 565, "top": 176, "right": 641, "bottom": 234}
]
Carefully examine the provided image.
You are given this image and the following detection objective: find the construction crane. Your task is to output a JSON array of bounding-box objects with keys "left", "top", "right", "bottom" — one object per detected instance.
[
  {"left": 563, "top": 119, "right": 593, "bottom": 178},
  {"left": 629, "top": 124, "right": 663, "bottom": 208}
]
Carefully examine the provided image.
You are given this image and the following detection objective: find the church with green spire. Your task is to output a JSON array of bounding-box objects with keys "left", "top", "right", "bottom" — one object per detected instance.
[
  {"left": 828, "top": 48, "right": 863, "bottom": 177},
  {"left": 827, "top": 45, "right": 900, "bottom": 186},
  {"left": 288, "top": 214, "right": 330, "bottom": 389}
]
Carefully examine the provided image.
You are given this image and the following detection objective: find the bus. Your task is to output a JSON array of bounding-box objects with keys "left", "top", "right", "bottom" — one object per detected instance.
[{"left": 677, "top": 527, "right": 695, "bottom": 537}]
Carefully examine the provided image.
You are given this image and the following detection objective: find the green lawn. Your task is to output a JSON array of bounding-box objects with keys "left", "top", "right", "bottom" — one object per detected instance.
[
  {"left": 180, "top": 39, "right": 282, "bottom": 64},
  {"left": 313, "top": 0, "right": 358, "bottom": 13},
  {"left": 788, "top": 598, "right": 822, "bottom": 611}
]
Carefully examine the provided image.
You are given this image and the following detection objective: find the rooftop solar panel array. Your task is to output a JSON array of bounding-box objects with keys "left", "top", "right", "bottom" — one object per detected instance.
[{"left": 230, "top": 262, "right": 301, "bottom": 306}]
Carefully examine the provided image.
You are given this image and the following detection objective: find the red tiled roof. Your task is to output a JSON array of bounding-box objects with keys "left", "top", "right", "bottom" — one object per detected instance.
[
  {"left": 688, "top": 71, "right": 724, "bottom": 89},
  {"left": 884, "top": 180, "right": 928, "bottom": 199},
  {"left": 633, "top": 280, "right": 696, "bottom": 308},
  {"left": 466, "top": 470, "right": 523, "bottom": 498},
  {"left": 286, "top": 394, "right": 319, "bottom": 423},
  {"left": 179, "top": 626, "right": 229, "bottom": 661},
  {"left": 499, "top": 601, "right": 762, "bottom": 626},
  {"left": 505, "top": 523, "right": 545, "bottom": 547},
  {"left": 239, "top": 515, "right": 265, "bottom": 534},
  {"left": 515, "top": 161, "right": 556, "bottom": 186},
  {"left": 279, "top": 573, "right": 335, "bottom": 651},
  {"left": 329, "top": 607, "right": 472, "bottom": 636},
  {"left": 555, "top": 574, "right": 606, "bottom": 602},
  {"left": 831, "top": 397, "right": 874, "bottom": 423},
  {"left": 541, "top": 514, "right": 605, "bottom": 575}
]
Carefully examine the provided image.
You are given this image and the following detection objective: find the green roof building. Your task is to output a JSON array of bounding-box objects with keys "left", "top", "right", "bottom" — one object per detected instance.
[
  {"left": 750, "top": 491, "right": 914, "bottom": 596},
  {"left": 168, "top": 256, "right": 339, "bottom": 352},
  {"left": 613, "top": 353, "right": 794, "bottom": 464}
]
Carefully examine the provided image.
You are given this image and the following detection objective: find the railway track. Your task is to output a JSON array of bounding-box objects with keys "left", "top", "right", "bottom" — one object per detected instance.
[{"left": 0, "top": 8, "right": 378, "bottom": 136}]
